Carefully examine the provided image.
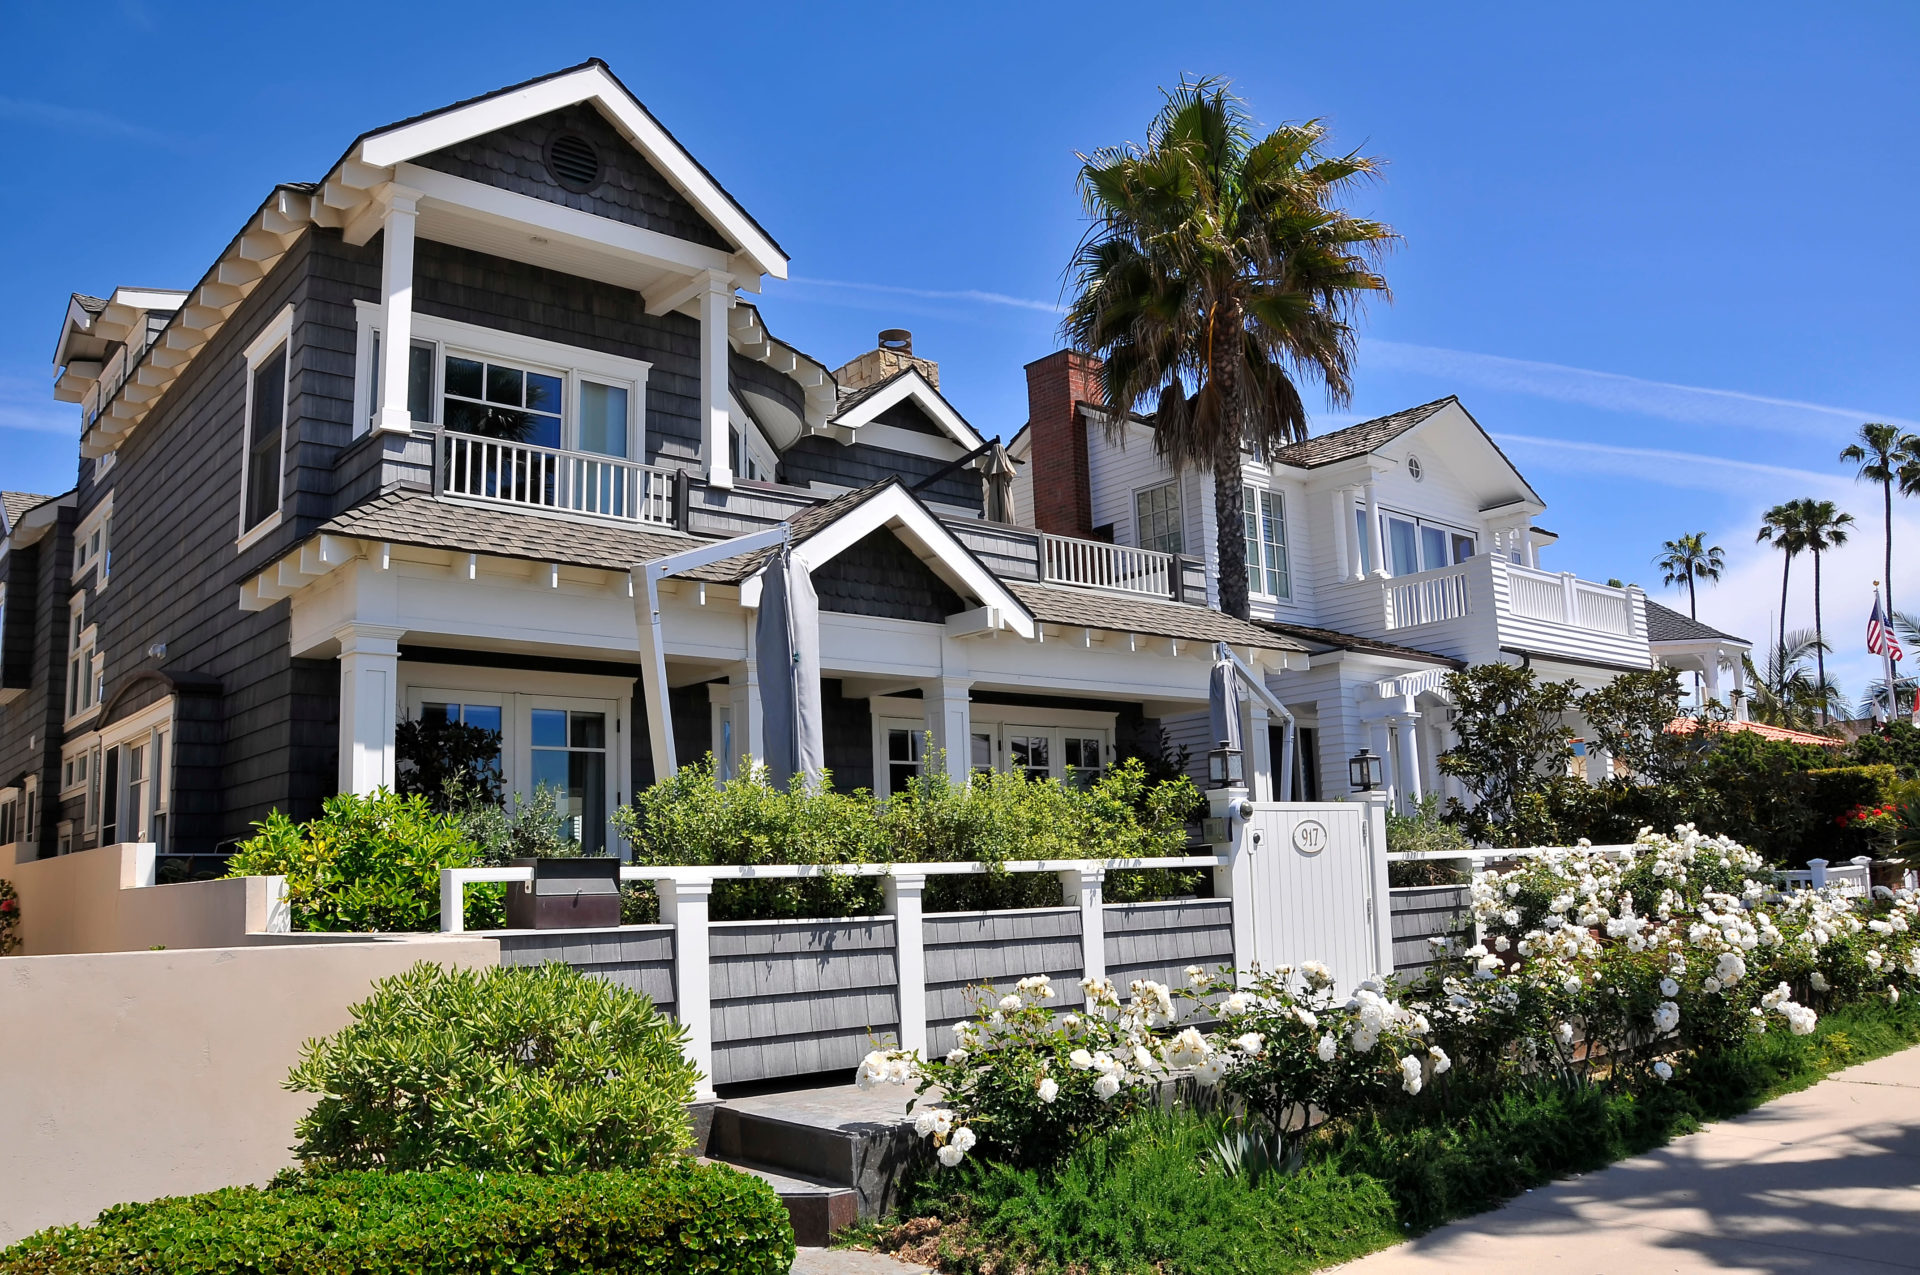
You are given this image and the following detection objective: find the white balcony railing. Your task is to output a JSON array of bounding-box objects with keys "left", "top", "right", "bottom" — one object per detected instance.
[
  {"left": 1385, "top": 562, "right": 1473, "bottom": 629},
  {"left": 1505, "top": 563, "right": 1633, "bottom": 636},
  {"left": 437, "top": 432, "right": 676, "bottom": 526},
  {"left": 1041, "top": 533, "right": 1174, "bottom": 597}
]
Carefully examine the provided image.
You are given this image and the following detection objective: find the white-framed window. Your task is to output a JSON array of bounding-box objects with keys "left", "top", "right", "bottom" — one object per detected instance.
[
  {"left": 84, "top": 742, "right": 103, "bottom": 837},
  {"left": 1378, "top": 510, "right": 1476, "bottom": 578},
  {"left": 238, "top": 305, "right": 295, "bottom": 545},
  {"left": 64, "top": 594, "right": 98, "bottom": 724},
  {"left": 1243, "top": 485, "right": 1290, "bottom": 599},
  {"left": 60, "top": 745, "right": 89, "bottom": 796},
  {"left": 21, "top": 775, "right": 37, "bottom": 853},
  {"left": 101, "top": 701, "right": 174, "bottom": 849},
  {"left": 0, "top": 788, "right": 16, "bottom": 848},
  {"left": 1134, "top": 481, "right": 1183, "bottom": 555},
  {"left": 73, "top": 496, "right": 113, "bottom": 586},
  {"left": 353, "top": 304, "right": 650, "bottom": 461},
  {"left": 57, "top": 820, "right": 73, "bottom": 857},
  {"left": 870, "top": 701, "right": 1115, "bottom": 793},
  {"left": 730, "top": 396, "right": 778, "bottom": 483}
]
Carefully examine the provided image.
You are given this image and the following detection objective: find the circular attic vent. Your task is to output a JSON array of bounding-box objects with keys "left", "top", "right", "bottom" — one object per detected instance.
[
  {"left": 1406, "top": 454, "right": 1424, "bottom": 481},
  {"left": 544, "top": 133, "right": 602, "bottom": 193}
]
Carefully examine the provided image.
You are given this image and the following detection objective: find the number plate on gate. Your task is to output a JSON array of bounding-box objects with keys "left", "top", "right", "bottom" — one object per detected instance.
[{"left": 1291, "top": 819, "right": 1328, "bottom": 855}]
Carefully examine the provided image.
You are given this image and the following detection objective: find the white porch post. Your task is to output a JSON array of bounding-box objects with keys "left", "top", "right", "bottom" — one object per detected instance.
[
  {"left": 1361, "top": 792, "right": 1394, "bottom": 978},
  {"left": 1060, "top": 866, "right": 1108, "bottom": 989},
  {"left": 1391, "top": 713, "right": 1423, "bottom": 808},
  {"left": 1208, "top": 788, "right": 1256, "bottom": 984},
  {"left": 884, "top": 872, "right": 928, "bottom": 1056},
  {"left": 1247, "top": 698, "right": 1274, "bottom": 803},
  {"left": 1702, "top": 656, "right": 1723, "bottom": 707},
  {"left": 374, "top": 189, "right": 420, "bottom": 435},
  {"left": 1732, "top": 657, "right": 1749, "bottom": 721},
  {"left": 336, "top": 624, "right": 403, "bottom": 795},
  {"left": 923, "top": 676, "right": 974, "bottom": 786},
  {"left": 1363, "top": 479, "right": 1386, "bottom": 578},
  {"left": 1369, "top": 718, "right": 1394, "bottom": 805},
  {"left": 1331, "top": 487, "right": 1355, "bottom": 582},
  {"left": 659, "top": 873, "right": 717, "bottom": 1101},
  {"left": 729, "top": 665, "right": 762, "bottom": 774},
  {"left": 1520, "top": 520, "right": 1538, "bottom": 569},
  {"left": 699, "top": 273, "right": 734, "bottom": 489}
]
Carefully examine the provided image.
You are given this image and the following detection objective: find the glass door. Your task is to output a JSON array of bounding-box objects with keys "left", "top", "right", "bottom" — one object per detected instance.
[{"left": 530, "top": 707, "right": 609, "bottom": 856}]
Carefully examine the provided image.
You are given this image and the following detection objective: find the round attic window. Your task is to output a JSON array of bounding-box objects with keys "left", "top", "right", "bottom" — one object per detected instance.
[
  {"left": 544, "top": 133, "right": 602, "bottom": 193},
  {"left": 1406, "top": 454, "right": 1424, "bottom": 481}
]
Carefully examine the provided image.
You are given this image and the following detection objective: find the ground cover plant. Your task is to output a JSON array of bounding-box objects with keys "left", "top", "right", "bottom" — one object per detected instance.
[
  {"left": 852, "top": 824, "right": 1920, "bottom": 1273},
  {"left": 0, "top": 1164, "right": 796, "bottom": 1275}
]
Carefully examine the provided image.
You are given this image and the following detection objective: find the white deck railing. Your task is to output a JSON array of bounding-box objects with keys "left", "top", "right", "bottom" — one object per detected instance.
[
  {"left": 1385, "top": 562, "right": 1473, "bottom": 630},
  {"left": 1504, "top": 563, "right": 1634, "bottom": 636},
  {"left": 1041, "top": 533, "right": 1174, "bottom": 597},
  {"left": 437, "top": 432, "right": 676, "bottom": 526}
]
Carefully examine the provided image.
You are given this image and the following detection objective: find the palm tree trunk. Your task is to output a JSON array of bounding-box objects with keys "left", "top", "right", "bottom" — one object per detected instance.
[
  {"left": 1688, "top": 572, "right": 1703, "bottom": 703},
  {"left": 1813, "top": 549, "right": 1827, "bottom": 725},
  {"left": 1778, "top": 555, "right": 1792, "bottom": 694},
  {"left": 1211, "top": 297, "right": 1250, "bottom": 622}
]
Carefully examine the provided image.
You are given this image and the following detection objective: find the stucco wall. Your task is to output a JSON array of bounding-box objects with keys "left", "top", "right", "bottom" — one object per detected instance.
[
  {"left": 0, "top": 841, "right": 286, "bottom": 956},
  {"left": 0, "top": 937, "right": 498, "bottom": 1245}
]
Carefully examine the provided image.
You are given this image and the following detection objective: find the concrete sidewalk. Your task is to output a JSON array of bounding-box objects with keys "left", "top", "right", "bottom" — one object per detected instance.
[{"left": 1335, "top": 1044, "right": 1920, "bottom": 1273}]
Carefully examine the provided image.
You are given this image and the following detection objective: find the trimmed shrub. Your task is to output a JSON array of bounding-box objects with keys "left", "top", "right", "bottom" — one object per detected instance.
[
  {"left": 225, "top": 789, "right": 499, "bottom": 932},
  {"left": 0, "top": 879, "right": 17, "bottom": 955},
  {"left": 0, "top": 1164, "right": 795, "bottom": 1274},
  {"left": 287, "top": 961, "right": 697, "bottom": 1173}
]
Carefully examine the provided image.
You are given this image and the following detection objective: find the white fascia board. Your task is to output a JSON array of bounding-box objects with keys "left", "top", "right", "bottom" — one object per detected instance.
[
  {"left": 396, "top": 163, "right": 733, "bottom": 277},
  {"left": 832, "top": 370, "right": 985, "bottom": 451},
  {"left": 788, "top": 486, "right": 1036, "bottom": 639},
  {"left": 358, "top": 65, "right": 787, "bottom": 281},
  {"left": 107, "top": 287, "right": 189, "bottom": 312}
]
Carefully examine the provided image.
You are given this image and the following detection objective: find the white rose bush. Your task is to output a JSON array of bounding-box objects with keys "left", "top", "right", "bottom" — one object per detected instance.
[{"left": 856, "top": 825, "right": 1920, "bottom": 1177}]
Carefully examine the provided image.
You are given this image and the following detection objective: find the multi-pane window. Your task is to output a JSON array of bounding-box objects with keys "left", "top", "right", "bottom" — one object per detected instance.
[
  {"left": 65, "top": 597, "right": 96, "bottom": 720},
  {"left": 1063, "top": 736, "right": 1104, "bottom": 788},
  {"left": 123, "top": 742, "right": 146, "bottom": 843},
  {"left": 368, "top": 332, "right": 436, "bottom": 426},
  {"left": 886, "top": 727, "right": 925, "bottom": 795},
  {"left": 444, "top": 355, "right": 564, "bottom": 449},
  {"left": 530, "top": 708, "right": 608, "bottom": 855},
  {"left": 73, "top": 507, "right": 111, "bottom": 583},
  {"left": 0, "top": 795, "right": 15, "bottom": 847},
  {"left": 969, "top": 731, "right": 994, "bottom": 776},
  {"left": 1380, "top": 512, "right": 1476, "bottom": 577},
  {"left": 243, "top": 343, "right": 288, "bottom": 531},
  {"left": 1008, "top": 733, "right": 1051, "bottom": 780},
  {"left": 419, "top": 702, "right": 505, "bottom": 792},
  {"left": 1134, "top": 482, "right": 1183, "bottom": 555},
  {"left": 1243, "top": 486, "right": 1290, "bottom": 598}
]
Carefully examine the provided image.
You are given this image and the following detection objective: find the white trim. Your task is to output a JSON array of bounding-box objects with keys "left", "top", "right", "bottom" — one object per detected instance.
[
  {"left": 853, "top": 421, "right": 970, "bottom": 462},
  {"left": 830, "top": 369, "right": 984, "bottom": 451},
  {"left": 868, "top": 696, "right": 1117, "bottom": 792},
  {"left": 237, "top": 305, "right": 296, "bottom": 544},
  {"left": 358, "top": 64, "right": 787, "bottom": 280},
  {"left": 72, "top": 494, "right": 114, "bottom": 589}
]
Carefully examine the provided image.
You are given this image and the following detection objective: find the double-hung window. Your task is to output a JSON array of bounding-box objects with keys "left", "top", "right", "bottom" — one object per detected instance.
[
  {"left": 1243, "top": 486, "right": 1290, "bottom": 598},
  {"left": 1134, "top": 482, "right": 1183, "bottom": 555},
  {"left": 239, "top": 307, "right": 295, "bottom": 542},
  {"left": 65, "top": 595, "right": 97, "bottom": 722}
]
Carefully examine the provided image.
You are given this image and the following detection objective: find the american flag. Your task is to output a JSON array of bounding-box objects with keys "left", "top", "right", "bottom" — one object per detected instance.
[{"left": 1869, "top": 594, "right": 1903, "bottom": 662}]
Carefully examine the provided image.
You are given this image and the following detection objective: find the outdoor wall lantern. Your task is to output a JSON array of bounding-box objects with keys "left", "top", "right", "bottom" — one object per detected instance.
[
  {"left": 1348, "top": 747, "right": 1384, "bottom": 793},
  {"left": 1207, "top": 744, "right": 1244, "bottom": 789}
]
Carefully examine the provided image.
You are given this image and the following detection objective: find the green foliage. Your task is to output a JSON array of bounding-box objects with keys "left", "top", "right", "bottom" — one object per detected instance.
[
  {"left": 0, "top": 879, "right": 17, "bottom": 955},
  {"left": 286, "top": 961, "right": 697, "bottom": 1174},
  {"left": 225, "top": 789, "right": 498, "bottom": 932},
  {"left": 1844, "top": 722, "right": 1920, "bottom": 779},
  {"left": 450, "top": 780, "right": 584, "bottom": 864},
  {"left": 0, "top": 1164, "right": 795, "bottom": 1275},
  {"left": 395, "top": 714, "right": 502, "bottom": 810},
  {"left": 1385, "top": 795, "right": 1469, "bottom": 886},
  {"left": 615, "top": 755, "right": 1205, "bottom": 921},
  {"left": 1436, "top": 664, "right": 1578, "bottom": 846}
]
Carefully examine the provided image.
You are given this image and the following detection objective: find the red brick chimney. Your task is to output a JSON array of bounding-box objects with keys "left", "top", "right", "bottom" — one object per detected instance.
[{"left": 1023, "top": 349, "right": 1103, "bottom": 537}]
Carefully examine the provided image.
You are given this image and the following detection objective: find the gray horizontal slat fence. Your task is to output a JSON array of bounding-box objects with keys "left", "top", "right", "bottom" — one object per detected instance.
[
  {"left": 1104, "top": 899, "right": 1235, "bottom": 992},
  {"left": 708, "top": 918, "right": 900, "bottom": 1086},
  {"left": 495, "top": 926, "right": 676, "bottom": 1013},
  {"left": 1390, "top": 885, "right": 1472, "bottom": 976},
  {"left": 925, "top": 907, "right": 1084, "bottom": 1059}
]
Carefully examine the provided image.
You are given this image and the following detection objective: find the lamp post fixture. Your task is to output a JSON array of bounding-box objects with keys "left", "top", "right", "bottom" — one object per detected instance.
[
  {"left": 1348, "top": 747, "right": 1384, "bottom": 793},
  {"left": 1207, "top": 743, "right": 1244, "bottom": 789}
]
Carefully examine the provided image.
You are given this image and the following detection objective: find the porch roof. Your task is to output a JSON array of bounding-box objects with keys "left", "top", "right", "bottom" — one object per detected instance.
[
  {"left": 1644, "top": 600, "right": 1748, "bottom": 647},
  {"left": 1006, "top": 582, "right": 1305, "bottom": 653},
  {"left": 1256, "top": 619, "right": 1462, "bottom": 667}
]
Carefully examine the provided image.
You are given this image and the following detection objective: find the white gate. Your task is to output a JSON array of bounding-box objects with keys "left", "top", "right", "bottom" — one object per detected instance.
[{"left": 1231, "top": 801, "right": 1390, "bottom": 989}]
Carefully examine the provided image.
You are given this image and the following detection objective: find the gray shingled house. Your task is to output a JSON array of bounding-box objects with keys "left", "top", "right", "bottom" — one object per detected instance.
[{"left": 0, "top": 61, "right": 1306, "bottom": 866}]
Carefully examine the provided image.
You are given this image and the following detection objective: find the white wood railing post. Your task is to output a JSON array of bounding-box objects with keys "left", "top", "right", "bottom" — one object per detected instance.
[
  {"left": 1060, "top": 865, "right": 1107, "bottom": 989},
  {"left": 659, "top": 873, "right": 718, "bottom": 1100},
  {"left": 1560, "top": 571, "right": 1580, "bottom": 625},
  {"left": 1362, "top": 792, "right": 1395, "bottom": 978},
  {"left": 1808, "top": 858, "right": 1828, "bottom": 889},
  {"left": 440, "top": 868, "right": 463, "bottom": 934},
  {"left": 1207, "top": 789, "right": 1256, "bottom": 984},
  {"left": 884, "top": 871, "right": 929, "bottom": 1057}
]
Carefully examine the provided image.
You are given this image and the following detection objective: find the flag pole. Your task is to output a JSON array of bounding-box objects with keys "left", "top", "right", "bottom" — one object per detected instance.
[{"left": 1877, "top": 581, "right": 1898, "bottom": 726}]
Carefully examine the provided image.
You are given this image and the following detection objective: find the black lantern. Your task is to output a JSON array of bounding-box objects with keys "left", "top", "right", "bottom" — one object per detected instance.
[
  {"left": 1207, "top": 744, "right": 1244, "bottom": 789},
  {"left": 1348, "top": 747, "right": 1384, "bottom": 792}
]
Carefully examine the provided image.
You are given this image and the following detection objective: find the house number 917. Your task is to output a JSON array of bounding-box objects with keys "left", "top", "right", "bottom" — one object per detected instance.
[{"left": 1291, "top": 819, "right": 1328, "bottom": 855}]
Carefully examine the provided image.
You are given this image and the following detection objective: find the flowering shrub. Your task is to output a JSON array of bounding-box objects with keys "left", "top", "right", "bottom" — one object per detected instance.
[
  {"left": 0, "top": 879, "right": 17, "bottom": 954},
  {"left": 857, "top": 825, "right": 1920, "bottom": 1178}
]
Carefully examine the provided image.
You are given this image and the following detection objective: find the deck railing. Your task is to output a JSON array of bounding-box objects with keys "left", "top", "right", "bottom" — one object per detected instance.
[
  {"left": 1041, "top": 533, "right": 1174, "bottom": 598},
  {"left": 1505, "top": 563, "right": 1634, "bottom": 636},
  {"left": 436, "top": 432, "right": 677, "bottom": 526},
  {"left": 1385, "top": 562, "right": 1473, "bottom": 630}
]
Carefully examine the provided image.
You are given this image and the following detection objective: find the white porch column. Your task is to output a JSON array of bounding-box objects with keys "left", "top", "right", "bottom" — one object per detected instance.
[
  {"left": 1702, "top": 656, "right": 1723, "bottom": 707},
  {"left": 1520, "top": 521, "right": 1538, "bottom": 569},
  {"left": 1390, "top": 713, "right": 1423, "bottom": 808},
  {"left": 336, "top": 624, "right": 403, "bottom": 795},
  {"left": 1247, "top": 698, "right": 1274, "bottom": 803},
  {"left": 884, "top": 872, "right": 928, "bottom": 1056},
  {"left": 729, "top": 665, "right": 762, "bottom": 775},
  {"left": 1207, "top": 788, "right": 1256, "bottom": 984},
  {"left": 699, "top": 273, "right": 734, "bottom": 489},
  {"left": 1060, "top": 866, "right": 1107, "bottom": 989},
  {"left": 374, "top": 189, "right": 420, "bottom": 435},
  {"left": 1363, "top": 479, "right": 1386, "bottom": 578},
  {"left": 658, "top": 874, "right": 717, "bottom": 1100},
  {"left": 1732, "top": 657, "right": 1749, "bottom": 721},
  {"left": 922, "top": 676, "right": 974, "bottom": 785},
  {"left": 1331, "top": 487, "right": 1354, "bottom": 582},
  {"left": 1370, "top": 718, "right": 1394, "bottom": 804}
]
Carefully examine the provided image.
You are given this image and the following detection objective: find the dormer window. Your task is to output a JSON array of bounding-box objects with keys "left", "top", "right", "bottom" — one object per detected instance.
[{"left": 237, "top": 306, "right": 295, "bottom": 546}]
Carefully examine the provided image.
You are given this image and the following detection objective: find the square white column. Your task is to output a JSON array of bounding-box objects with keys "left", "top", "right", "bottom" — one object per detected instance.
[
  {"left": 336, "top": 625, "right": 404, "bottom": 795},
  {"left": 374, "top": 190, "right": 420, "bottom": 435},
  {"left": 922, "top": 676, "right": 974, "bottom": 785},
  {"left": 699, "top": 273, "right": 734, "bottom": 489}
]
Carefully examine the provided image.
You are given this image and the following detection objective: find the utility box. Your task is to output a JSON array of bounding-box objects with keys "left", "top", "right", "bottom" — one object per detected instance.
[{"left": 506, "top": 857, "right": 623, "bottom": 930}]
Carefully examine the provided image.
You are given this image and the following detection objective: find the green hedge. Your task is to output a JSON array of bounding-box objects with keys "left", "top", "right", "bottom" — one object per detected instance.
[{"left": 0, "top": 1164, "right": 795, "bottom": 1275}]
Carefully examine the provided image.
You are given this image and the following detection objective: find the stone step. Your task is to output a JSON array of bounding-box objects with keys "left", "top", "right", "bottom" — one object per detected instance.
[
  {"left": 703, "top": 1079, "right": 927, "bottom": 1220},
  {"left": 706, "top": 1157, "right": 859, "bottom": 1248}
]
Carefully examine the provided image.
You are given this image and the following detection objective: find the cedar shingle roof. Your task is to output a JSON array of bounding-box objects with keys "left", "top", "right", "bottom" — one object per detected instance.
[
  {"left": 1644, "top": 600, "right": 1747, "bottom": 646},
  {"left": 1256, "top": 620, "right": 1462, "bottom": 667},
  {"left": 2, "top": 491, "right": 55, "bottom": 531},
  {"left": 317, "top": 491, "right": 695, "bottom": 569},
  {"left": 1267, "top": 397, "right": 1458, "bottom": 468},
  {"left": 1007, "top": 582, "right": 1306, "bottom": 653},
  {"left": 828, "top": 369, "right": 913, "bottom": 423}
]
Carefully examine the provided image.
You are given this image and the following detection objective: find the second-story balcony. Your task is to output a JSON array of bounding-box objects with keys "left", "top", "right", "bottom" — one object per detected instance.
[
  {"left": 435, "top": 431, "right": 678, "bottom": 527},
  {"left": 1325, "top": 553, "right": 1650, "bottom": 669}
]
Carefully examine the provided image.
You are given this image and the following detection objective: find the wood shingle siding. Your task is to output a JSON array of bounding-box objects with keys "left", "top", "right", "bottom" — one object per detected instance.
[
  {"left": 924, "top": 907, "right": 1085, "bottom": 1059},
  {"left": 708, "top": 917, "right": 901, "bottom": 1085},
  {"left": 1103, "top": 898, "right": 1235, "bottom": 991},
  {"left": 496, "top": 927, "right": 677, "bottom": 1012},
  {"left": 779, "top": 437, "right": 982, "bottom": 513},
  {"left": 812, "top": 531, "right": 965, "bottom": 625},
  {"left": 414, "top": 102, "right": 733, "bottom": 252},
  {"left": 1390, "top": 884, "right": 1472, "bottom": 974}
]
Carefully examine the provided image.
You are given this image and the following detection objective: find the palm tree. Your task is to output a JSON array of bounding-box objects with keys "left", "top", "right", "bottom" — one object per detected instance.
[
  {"left": 1063, "top": 78, "right": 1396, "bottom": 620},
  {"left": 1840, "top": 422, "right": 1918, "bottom": 618},
  {"left": 1655, "top": 532, "right": 1724, "bottom": 619},
  {"left": 1741, "top": 629, "right": 1844, "bottom": 731},
  {"left": 1756, "top": 502, "right": 1808, "bottom": 692},
  {"left": 1796, "top": 499, "right": 1855, "bottom": 724}
]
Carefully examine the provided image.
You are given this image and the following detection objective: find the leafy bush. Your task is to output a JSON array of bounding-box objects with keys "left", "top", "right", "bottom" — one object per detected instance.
[
  {"left": 0, "top": 879, "right": 17, "bottom": 955},
  {"left": 395, "top": 713, "right": 503, "bottom": 809},
  {"left": 226, "top": 790, "right": 498, "bottom": 932},
  {"left": 0, "top": 1164, "right": 794, "bottom": 1274},
  {"left": 615, "top": 755, "right": 1205, "bottom": 921},
  {"left": 1386, "top": 795, "right": 1469, "bottom": 885},
  {"left": 450, "top": 779, "right": 585, "bottom": 863},
  {"left": 287, "top": 961, "right": 697, "bottom": 1173}
]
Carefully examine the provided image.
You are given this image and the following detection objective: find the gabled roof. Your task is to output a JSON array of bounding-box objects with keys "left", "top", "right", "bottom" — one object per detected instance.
[
  {"left": 1644, "top": 600, "right": 1749, "bottom": 647},
  {"left": 345, "top": 59, "right": 786, "bottom": 280},
  {"left": 1269, "top": 397, "right": 1457, "bottom": 468},
  {"left": 316, "top": 490, "right": 694, "bottom": 568},
  {"left": 2, "top": 491, "right": 54, "bottom": 534},
  {"left": 828, "top": 368, "right": 984, "bottom": 451}
]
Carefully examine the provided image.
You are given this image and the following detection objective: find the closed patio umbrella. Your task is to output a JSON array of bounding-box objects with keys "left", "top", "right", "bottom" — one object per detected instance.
[
  {"left": 754, "top": 544, "right": 824, "bottom": 789},
  {"left": 1209, "top": 644, "right": 1242, "bottom": 756}
]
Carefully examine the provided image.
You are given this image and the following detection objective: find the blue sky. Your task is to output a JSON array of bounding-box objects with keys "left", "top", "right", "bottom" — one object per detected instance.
[{"left": 2, "top": 2, "right": 1916, "bottom": 697}]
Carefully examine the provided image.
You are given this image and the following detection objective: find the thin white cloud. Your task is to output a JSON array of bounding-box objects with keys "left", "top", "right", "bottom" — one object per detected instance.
[
  {"left": 1368, "top": 339, "right": 1917, "bottom": 437},
  {"left": 788, "top": 276, "right": 1065, "bottom": 315},
  {"left": 0, "top": 376, "right": 74, "bottom": 436},
  {"left": 0, "top": 95, "right": 180, "bottom": 146},
  {"left": 1493, "top": 432, "right": 1851, "bottom": 498}
]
